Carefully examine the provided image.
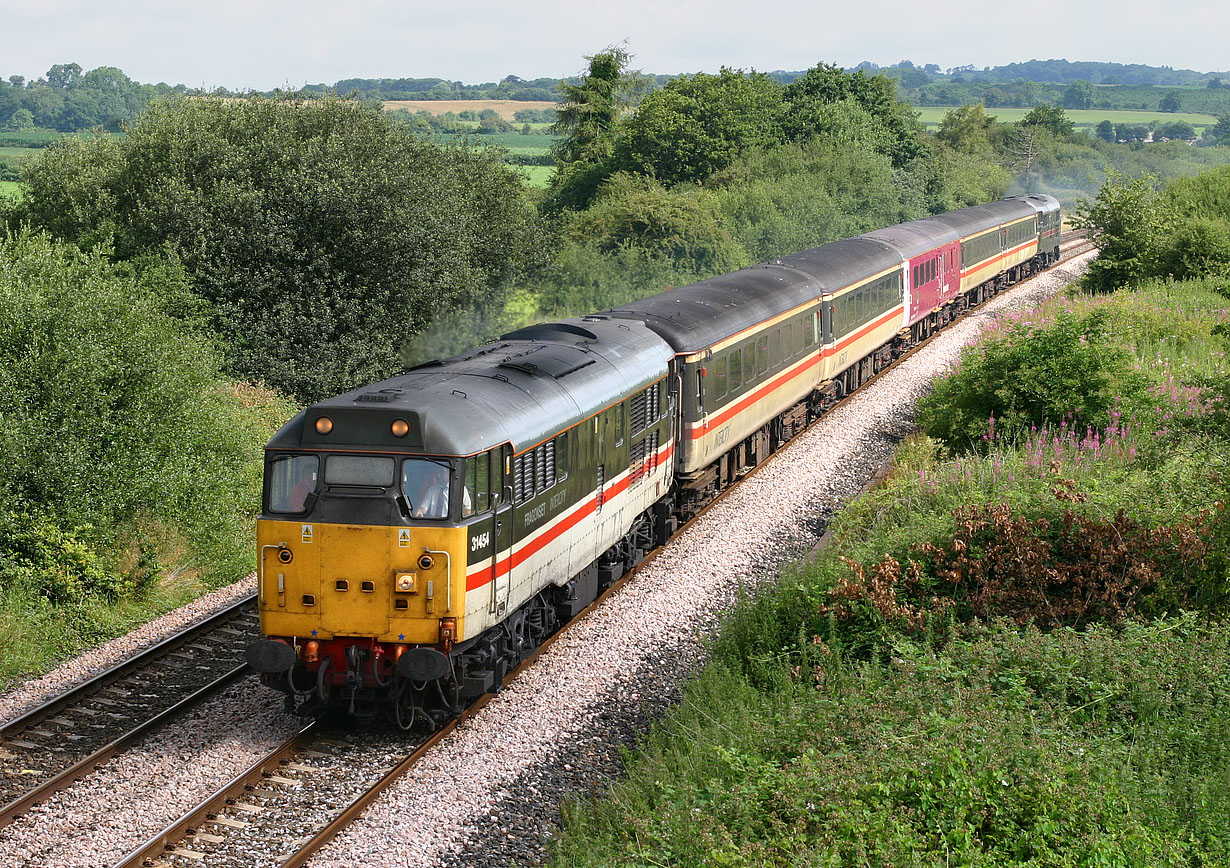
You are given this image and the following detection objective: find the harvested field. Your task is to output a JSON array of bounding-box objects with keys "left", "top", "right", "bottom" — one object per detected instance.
[{"left": 382, "top": 99, "right": 556, "bottom": 120}]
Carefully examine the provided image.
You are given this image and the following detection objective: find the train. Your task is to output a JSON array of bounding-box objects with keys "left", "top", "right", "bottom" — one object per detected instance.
[{"left": 246, "top": 194, "right": 1062, "bottom": 726}]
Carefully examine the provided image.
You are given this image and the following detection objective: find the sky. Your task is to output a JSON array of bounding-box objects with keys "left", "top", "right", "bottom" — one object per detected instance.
[{"left": 3, "top": 0, "right": 1226, "bottom": 91}]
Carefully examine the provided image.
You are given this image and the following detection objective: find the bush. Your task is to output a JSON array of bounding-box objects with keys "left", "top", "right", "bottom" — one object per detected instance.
[
  {"left": 918, "top": 307, "right": 1139, "bottom": 450},
  {"left": 0, "top": 230, "right": 293, "bottom": 602}
]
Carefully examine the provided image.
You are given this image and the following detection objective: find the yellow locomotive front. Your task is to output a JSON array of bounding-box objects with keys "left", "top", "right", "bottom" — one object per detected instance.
[{"left": 246, "top": 404, "right": 483, "bottom": 722}]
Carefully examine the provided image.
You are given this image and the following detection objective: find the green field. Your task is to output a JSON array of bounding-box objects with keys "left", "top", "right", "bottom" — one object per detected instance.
[
  {"left": 915, "top": 105, "right": 1217, "bottom": 131},
  {"left": 0, "top": 181, "right": 22, "bottom": 199},
  {"left": 0, "top": 146, "right": 36, "bottom": 160},
  {"left": 514, "top": 165, "right": 555, "bottom": 188}
]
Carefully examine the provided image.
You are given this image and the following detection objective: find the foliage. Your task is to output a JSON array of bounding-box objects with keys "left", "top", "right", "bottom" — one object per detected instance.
[
  {"left": 1078, "top": 166, "right": 1230, "bottom": 289},
  {"left": 612, "top": 69, "right": 784, "bottom": 186},
  {"left": 0, "top": 230, "right": 293, "bottom": 679},
  {"left": 1076, "top": 172, "right": 1173, "bottom": 291},
  {"left": 917, "top": 308, "right": 1139, "bottom": 448},
  {"left": 548, "top": 46, "right": 646, "bottom": 209},
  {"left": 567, "top": 173, "right": 747, "bottom": 275},
  {"left": 937, "top": 102, "right": 997, "bottom": 154},
  {"left": 1021, "top": 103, "right": 1075, "bottom": 138},
  {"left": 12, "top": 95, "right": 547, "bottom": 403},
  {"left": 783, "top": 62, "right": 927, "bottom": 167}
]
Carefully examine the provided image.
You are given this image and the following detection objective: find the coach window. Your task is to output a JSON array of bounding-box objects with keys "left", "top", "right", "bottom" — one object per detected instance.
[
  {"left": 714, "top": 356, "right": 728, "bottom": 399},
  {"left": 742, "top": 346, "right": 754, "bottom": 386},
  {"left": 729, "top": 346, "right": 742, "bottom": 390},
  {"left": 770, "top": 329, "right": 781, "bottom": 368},
  {"left": 757, "top": 335, "right": 769, "bottom": 374},
  {"left": 783, "top": 322, "right": 793, "bottom": 359},
  {"left": 269, "top": 454, "right": 319, "bottom": 514}
]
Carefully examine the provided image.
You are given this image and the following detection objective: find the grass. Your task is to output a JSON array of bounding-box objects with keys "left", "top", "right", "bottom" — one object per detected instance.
[
  {"left": 0, "top": 181, "right": 22, "bottom": 200},
  {"left": 915, "top": 105, "right": 1217, "bottom": 131},
  {"left": 514, "top": 165, "right": 555, "bottom": 188},
  {"left": 0, "top": 146, "right": 36, "bottom": 160}
]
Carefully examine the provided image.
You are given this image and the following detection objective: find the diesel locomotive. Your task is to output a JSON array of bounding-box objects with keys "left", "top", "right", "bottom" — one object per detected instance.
[{"left": 246, "top": 194, "right": 1062, "bottom": 725}]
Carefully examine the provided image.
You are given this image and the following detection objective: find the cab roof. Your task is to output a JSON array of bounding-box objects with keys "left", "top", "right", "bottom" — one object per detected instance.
[{"left": 267, "top": 318, "right": 673, "bottom": 457}]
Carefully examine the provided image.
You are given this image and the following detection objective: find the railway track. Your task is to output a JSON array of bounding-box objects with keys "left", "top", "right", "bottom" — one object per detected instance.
[
  {"left": 0, "top": 596, "right": 260, "bottom": 830},
  {"left": 110, "top": 237, "right": 1097, "bottom": 868}
]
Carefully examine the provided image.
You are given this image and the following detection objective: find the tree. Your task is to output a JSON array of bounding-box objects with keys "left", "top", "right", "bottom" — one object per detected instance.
[
  {"left": 1021, "top": 103, "right": 1074, "bottom": 138},
  {"left": 1159, "top": 91, "right": 1182, "bottom": 112},
  {"left": 0, "top": 230, "right": 293, "bottom": 602},
  {"left": 45, "top": 62, "right": 82, "bottom": 89},
  {"left": 14, "top": 95, "right": 547, "bottom": 403},
  {"left": 1158, "top": 120, "right": 1195, "bottom": 140},
  {"left": 937, "top": 103, "right": 996, "bottom": 154},
  {"left": 612, "top": 68, "right": 784, "bottom": 186},
  {"left": 783, "top": 63, "right": 927, "bottom": 166},
  {"left": 1095, "top": 119, "right": 1116, "bottom": 142},
  {"left": 1203, "top": 114, "right": 1230, "bottom": 146},
  {"left": 1063, "top": 80, "right": 1094, "bottom": 109},
  {"left": 548, "top": 45, "right": 646, "bottom": 209},
  {"left": 4, "top": 108, "right": 33, "bottom": 131},
  {"left": 1075, "top": 172, "right": 1171, "bottom": 292}
]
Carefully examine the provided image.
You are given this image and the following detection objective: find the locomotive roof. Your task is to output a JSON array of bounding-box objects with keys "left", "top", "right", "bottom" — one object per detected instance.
[
  {"left": 267, "top": 318, "right": 672, "bottom": 457},
  {"left": 604, "top": 237, "right": 901, "bottom": 354},
  {"left": 1011, "top": 193, "right": 1062, "bottom": 215}
]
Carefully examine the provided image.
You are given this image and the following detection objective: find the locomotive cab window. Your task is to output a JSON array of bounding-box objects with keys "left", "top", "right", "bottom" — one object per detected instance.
[
  {"left": 268, "top": 454, "right": 319, "bottom": 514},
  {"left": 402, "top": 457, "right": 454, "bottom": 519},
  {"left": 463, "top": 452, "right": 491, "bottom": 518}
]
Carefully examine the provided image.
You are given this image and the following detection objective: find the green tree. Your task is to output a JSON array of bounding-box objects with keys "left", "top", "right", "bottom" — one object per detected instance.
[
  {"left": 1095, "top": 119, "right": 1116, "bottom": 142},
  {"left": 45, "top": 62, "right": 82, "bottom": 89},
  {"left": 548, "top": 46, "right": 645, "bottom": 208},
  {"left": 1063, "top": 80, "right": 1094, "bottom": 109},
  {"left": 1159, "top": 120, "right": 1196, "bottom": 140},
  {"left": 612, "top": 68, "right": 784, "bottom": 186},
  {"left": 1021, "top": 103, "right": 1074, "bottom": 138},
  {"left": 5, "top": 107, "right": 33, "bottom": 131},
  {"left": 14, "top": 95, "right": 546, "bottom": 403},
  {"left": 937, "top": 103, "right": 996, "bottom": 154},
  {"left": 1076, "top": 172, "right": 1172, "bottom": 292},
  {"left": 0, "top": 229, "right": 292, "bottom": 602},
  {"left": 1159, "top": 91, "right": 1182, "bottom": 112},
  {"left": 783, "top": 63, "right": 926, "bottom": 166},
  {"left": 1202, "top": 114, "right": 1230, "bottom": 146}
]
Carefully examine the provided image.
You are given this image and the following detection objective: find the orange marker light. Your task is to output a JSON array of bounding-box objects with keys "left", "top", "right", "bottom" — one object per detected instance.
[
  {"left": 315, "top": 417, "right": 333, "bottom": 435},
  {"left": 391, "top": 418, "right": 409, "bottom": 437}
]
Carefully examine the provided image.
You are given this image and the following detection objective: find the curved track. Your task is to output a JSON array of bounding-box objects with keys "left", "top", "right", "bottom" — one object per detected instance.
[{"left": 109, "top": 234, "right": 1095, "bottom": 868}]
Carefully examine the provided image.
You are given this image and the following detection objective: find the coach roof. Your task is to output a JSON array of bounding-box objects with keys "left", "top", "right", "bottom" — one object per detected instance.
[{"left": 605, "top": 237, "right": 902, "bottom": 354}]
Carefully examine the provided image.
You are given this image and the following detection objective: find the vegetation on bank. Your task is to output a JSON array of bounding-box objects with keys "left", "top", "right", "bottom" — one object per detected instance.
[
  {"left": 547, "top": 167, "right": 1230, "bottom": 866},
  {"left": 0, "top": 231, "right": 294, "bottom": 682}
]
